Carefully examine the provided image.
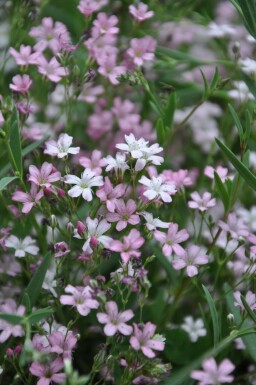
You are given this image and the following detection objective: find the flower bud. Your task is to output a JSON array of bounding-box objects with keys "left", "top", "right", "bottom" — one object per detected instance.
[
  {"left": 77, "top": 221, "right": 86, "bottom": 235},
  {"left": 50, "top": 214, "right": 57, "bottom": 228},
  {"left": 89, "top": 236, "right": 98, "bottom": 248},
  {"left": 56, "top": 187, "right": 65, "bottom": 198},
  {"left": 227, "top": 313, "right": 235, "bottom": 325},
  {"left": 67, "top": 222, "right": 74, "bottom": 234}
]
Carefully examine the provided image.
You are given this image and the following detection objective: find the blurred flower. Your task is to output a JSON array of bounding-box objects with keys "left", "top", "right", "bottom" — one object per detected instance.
[
  {"left": 191, "top": 357, "right": 234, "bottom": 385},
  {"left": 0, "top": 299, "right": 25, "bottom": 342},
  {"left": 129, "top": 2, "right": 154, "bottom": 22},
  {"left": 6, "top": 235, "right": 39, "bottom": 257},
  {"left": 30, "top": 358, "right": 66, "bottom": 385},
  {"left": 181, "top": 316, "right": 206, "bottom": 342},
  {"left": 12, "top": 183, "right": 43, "bottom": 214},
  {"left": 9, "top": 74, "right": 32, "bottom": 94}
]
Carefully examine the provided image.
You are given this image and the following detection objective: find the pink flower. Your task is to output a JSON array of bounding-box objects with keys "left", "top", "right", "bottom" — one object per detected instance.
[
  {"left": 28, "top": 162, "right": 61, "bottom": 188},
  {"left": 204, "top": 165, "right": 229, "bottom": 182},
  {"left": 9, "top": 45, "right": 40, "bottom": 66},
  {"left": 30, "top": 358, "right": 66, "bottom": 385},
  {"left": 126, "top": 36, "right": 157, "bottom": 66},
  {"left": 172, "top": 245, "right": 208, "bottom": 277},
  {"left": 106, "top": 199, "right": 140, "bottom": 231},
  {"left": 234, "top": 290, "right": 256, "bottom": 311},
  {"left": 110, "top": 229, "right": 144, "bottom": 263},
  {"left": 112, "top": 97, "right": 140, "bottom": 132},
  {"left": 9, "top": 74, "right": 32, "bottom": 94},
  {"left": 60, "top": 285, "right": 99, "bottom": 316},
  {"left": 0, "top": 227, "right": 11, "bottom": 251},
  {"left": 78, "top": 83, "right": 104, "bottom": 103},
  {"left": 92, "top": 13, "right": 119, "bottom": 37},
  {"left": 161, "top": 169, "right": 193, "bottom": 190},
  {"left": 44, "top": 134, "right": 80, "bottom": 158},
  {"left": 12, "top": 183, "right": 44, "bottom": 214},
  {"left": 219, "top": 212, "right": 249, "bottom": 239},
  {"left": 97, "top": 301, "right": 134, "bottom": 336},
  {"left": 191, "top": 357, "right": 235, "bottom": 385},
  {"left": 98, "top": 53, "right": 126, "bottom": 85},
  {"left": 129, "top": 2, "right": 154, "bottom": 22},
  {"left": 78, "top": 0, "right": 108, "bottom": 17},
  {"left": 48, "top": 330, "right": 77, "bottom": 359},
  {"left": 154, "top": 223, "right": 189, "bottom": 257},
  {"left": 54, "top": 242, "right": 70, "bottom": 258},
  {"left": 188, "top": 192, "right": 216, "bottom": 212},
  {"left": 130, "top": 322, "right": 165, "bottom": 358},
  {"left": 0, "top": 299, "right": 25, "bottom": 343},
  {"left": 38, "top": 57, "right": 68, "bottom": 83},
  {"left": 79, "top": 150, "right": 106, "bottom": 175},
  {"left": 96, "top": 177, "right": 126, "bottom": 212}
]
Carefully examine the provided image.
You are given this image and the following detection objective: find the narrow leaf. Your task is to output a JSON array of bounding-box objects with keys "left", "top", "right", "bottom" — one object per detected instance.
[
  {"left": 9, "top": 106, "right": 22, "bottom": 176},
  {"left": 0, "top": 313, "right": 24, "bottom": 325},
  {"left": 245, "top": 110, "right": 251, "bottom": 141},
  {"left": 228, "top": 104, "right": 243, "bottom": 140},
  {"left": 216, "top": 138, "right": 256, "bottom": 191},
  {"left": 200, "top": 69, "right": 209, "bottom": 99},
  {"left": 202, "top": 285, "right": 220, "bottom": 347},
  {"left": 238, "top": 0, "right": 256, "bottom": 38},
  {"left": 21, "top": 252, "right": 52, "bottom": 308},
  {"left": 164, "top": 92, "right": 176, "bottom": 130},
  {"left": 214, "top": 172, "right": 229, "bottom": 212},
  {"left": 241, "top": 295, "right": 256, "bottom": 324},
  {"left": 27, "top": 307, "right": 53, "bottom": 324},
  {"left": 156, "top": 117, "right": 165, "bottom": 146},
  {"left": 0, "top": 176, "right": 18, "bottom": 191},
  {"left": 210, "top": 67, "right": 220, "bottom": 90}
]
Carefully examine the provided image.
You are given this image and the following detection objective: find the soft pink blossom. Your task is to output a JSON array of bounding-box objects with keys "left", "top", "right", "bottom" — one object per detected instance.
[
  {"left": 78, "top": 0, "right": 108, "bottom": 17},
  {"left": 92, "top": 13, "right": 119, "bottom": 38},
  {"left": 30, "top": 358, "right": 66, "bottom": 385},
  {"left": 28, "top": 162, "right": 61, "bottom": 188},
  {"left": 126, "top": 36, "right": 157, "bottom": 66},
  {"left": 188, "top": 191, "right": 216, "bottom": 212},
  {"left": 219, "top": 212, "right": 249, "bottom": 239},
  {"left": 234, "top": 290, "right": 256, "bottom": 311},
  {"left": 48, "top": 330, "right": 77, "bottom": 359},
  {"left": 130, "top": 322, "right": 165, "bottom": 358},
  {"left": 38, "top": 57, "right": 68, "bottom": 83},
  {"left": 97, "top": 301, "right": 134, "bottom": 336},
  {"left": 0, "top": 299, "right": 25, "bottom": 343},
  {"left": 191, "top": 357, "right": 235, "bottom": 385},
  {"left": 161, "top": 169, "right": 193, "bottom": 190},
  {"left": 154, "top": 223, "right": 189, "bottom": 257},
  {"left": 54, "top": 241, "right": 70, "bottom": 258},
  {"left": 60, "top": 285, "right": 99, "bottom": 316},
  {"left": 79, "top": 150, "right": 106, "bottom": 175},
  {"left": 204, "top": 165, "right": 229, "bottom": 183},
  {"left": 129, "top": 2, "right": 154, "bottom": 22},
  {"left": 110, "top": 229, "right": 144, "bottom": 263},
  {"left": 12, "top": 183, "right": 43, "bottom": 214},
  {"left": 96, "top": 177, "right": 126, "bottom": 212},
  {"left": 9, "top": 74, "right": 32, "bottom": 94},
  {"left": 98, "top": 53, "right": 126, "bottom": 85},
  {"left": 172, "top": 245, "right": 208, "bottom": 277},
  {"left": 9, "top": 45, "right": 40, "bottom": 66},
  {"left": 106, "top": 199, "right": 140, "bottom": 231}
]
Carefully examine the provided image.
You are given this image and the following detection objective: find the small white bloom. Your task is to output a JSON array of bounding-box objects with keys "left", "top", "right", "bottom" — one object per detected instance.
[
  {"left": 65, "top": 169, "right": 103, "bottom": 201},
  {"left": 116, "top": 133, "right": 149, "bottom": 159},
  {"left": 139, "top": 175, "right": 176, "bottom": 203},
  {"left": 44, "top": 133, "right": 80, "bottom": 158},
  {"left": 104, "top": 152, "right": 129, "bottom": 173},
  {"left": 42, "top": 262, "right": 57, "bottom": 297},
  {"left": 239, "top": 57, "right": 256, "bottom": 75},
  {"left": 228, "top": 81, "right": 254, "bottom": 102},
  {"left": 5, "top": 235, "right": 39, "bottom": 257},
  {"left": 135, "top": 143, "right": 164, "bottom": 171},
  {"left": 207, "top": 22, "right": 235, "bottom": 38},
  {"left": 141, "top": 211, "right": 170, "bottom": 231},
  {"left": 181, "top": 316, "right": 207, "bottom": 342}
]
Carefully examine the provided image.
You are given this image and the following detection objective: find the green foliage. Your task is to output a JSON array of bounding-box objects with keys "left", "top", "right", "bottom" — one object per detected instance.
[
  {"left": 8, "top": 105, "right": 22, "bottom": 177},
  {"left": 0, "top": 176, "right": 18, "bottom": 191},
  {"left": 202, "top": 285, "right": 221, "bottom": 347}
]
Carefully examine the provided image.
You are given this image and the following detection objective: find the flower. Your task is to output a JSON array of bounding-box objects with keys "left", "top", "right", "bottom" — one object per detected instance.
[
  {"left": 204, "top": 165, "right": 228, "bottom": 183},
  {"left": 38, "top": 56, "right": 68, "bottom": 83},
  {"left": 79, "top": 150, "right": 106, "bottom": 175},
  {"left": 60, "top": 285, "right": 99, "bottom": 316},
  {"left": 110, "top": 229, "right": 144, "bottom": 263},
  {"left": 77, "top": 0, "right": 108, "bottom": 17},
  {"left": 139, "top": 175, "right": 176, "bottom": 203},
  {"left": 48, "top": 330, "right": 77, "bottom": 359},
  {"left": 135, "top": 143, "right": 164, "bottom": 171},
  {"left": 104, "top": 152, "right": 129, "bottom": 173},
  {"left": 6, "top": 235, "right": 39, "bottom": 257},
  {"left": 92, "top": 12, "right": 119, "bottom": 37},
  {"left": 54, "top": 242, "right": 70, "bottom": 258},
  {"left": 97, "top": 301, "right": 134, "bottom": 336},
  {"left": 140, "top": 211, "right": 170, "bottom": 231},
  {"left": 44, "top": 134, "right": 80, "bottom": 158},
  {"left": 28, "top": 162, "right": 61, "bottom": 188},
  {"left": 191, "top": 357, "right": 235, "bottom": 385},
  {"left": 172, "top": 245, "right": 208, "bottom": 277},
  {"left": 116, "top": 133, "right": 148, "bottom": 158},
  {"left": 188, "top": 192, "right": 216, "bottom": 212},
  {"left": 154, "top": 223, "right": 189, "bottom": 258},
  {"left": 9, "top": 44, "right": 40, "bottom": 66},
  {"left": 130, "top": 322, "right": 165, "bottom": 358},
  {"left": 234, "top": 290, "right": 256, "bottom": 311},
  {"left": 106, "top": 199, "right": 140, "bottom": 231},
  {"left": 219, "top": 212, "right": 249, "bottom": 239},
  {"left": 96, "top": 177, "right": 126, "bottom": 212},
  {"left": 30, "top": 358, "right": 66, "bottom": 385},
  {"left": 126, "top": 36, "right": 157, "bottom": 66},
  {"left": 12, "top": 183, "right": 44, "bottom": 214},
  {"left": 0, "top": 299, "right": 25, "bottom": 342},
  {"left": 181, "top": 316, "right": 207, "bottom": 342},
  {"left": 64, "top": 169, "right": 103, "bottom": 201},
  {"left": 74, "top": 217, "right": 112, "bottom": 254},
  {"left": 9, "top": 74, "right": 32, "bottom": 94},
  {"left": 239, "top": 57, "right": 256, "bottom": 75},
  {"left": 129, "top": 2, "right": 154, "bottom": 22}
]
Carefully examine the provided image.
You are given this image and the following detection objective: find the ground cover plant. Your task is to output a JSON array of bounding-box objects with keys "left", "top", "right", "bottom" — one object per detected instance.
[{"left": 1, "top": 0, "right": 256, "bottom": 384}]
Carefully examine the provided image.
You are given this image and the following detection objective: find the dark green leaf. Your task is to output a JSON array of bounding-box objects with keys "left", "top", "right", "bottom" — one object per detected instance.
[
  {"left": 27, "top": 307, "right": 53, "bottom": 324},
  {"left": 21, "top": 252, "right": 52, "bottom": 308},
  {"left": 9, "top": 106, "right": 22, "bottom": 177},
  {"left": 164, "top": 92, "right": 176, "bottom": 131},
  {"left": 214, "top": 172, "right": 229, "bottom": 212},
  {"left": 238, "top": 0, "right": 256, "bottom": 38},
  {"left": 202, "top": 285, "right": 220, "bottom": 347},
  {"left": 241, "top": 295, "right": 256, "bottom": 324},
  {"left": 0, "top": 176, "right": 18, "bottom": 191},
  {"left": 0, "top": 313, "right": 24, "bottom": 325},
  {"left": 210, "top": 67, "right": 220, "bottom": 90},
  {"left": 245, "top": 110, "right": 251, "bottom": 141},
  {"left": 228, "top": 104, "right": 243, "bottom": 140},
  {"left": 200, "top": 69, "right": 209, "bottom": 99},
  {"left": 156, "top": 117, "right": 165, "bottom": 146},
  {"left": 216, "top": 138, "right": 256, "bottom": 191}
]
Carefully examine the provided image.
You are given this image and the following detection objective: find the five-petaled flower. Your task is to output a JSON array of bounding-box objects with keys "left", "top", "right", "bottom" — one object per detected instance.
[
  {"left": 64, "top": 169, "right": 103, "bottom": 201},
  {"left": 130, "top": 322, "right": 165, "bottom": 358},
  {"left": 97, "top": 301, "right": 134, "bottom": 336}
]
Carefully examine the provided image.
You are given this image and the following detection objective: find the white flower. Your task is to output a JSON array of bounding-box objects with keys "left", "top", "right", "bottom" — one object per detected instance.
[
  {"left": 104, "top": 152, "right": 129, "bottom": 173},
  {"left": 74, "top": 217, "right": 113, "bottom": 254},
  {"left": 116, "top": 133, "right": 149, "bottom": 158},
  {"left": 42, "top": 262, "right": 57, "bottom": 297},
  {"left": 65, "top": 169, "right": 103, "bottom": 201},
  {"left": 228, "top": 81, "right": 254, "bottom": 102},
  {"left": 181, "top": 316, "right": 207, "bottom": 342},
  {"left": 207, "top": 22, "right": 235, "bottom": 38},
  {"left": 140, "top": 211, "right": 170, "bottom": 231},
  {"left": 239, "top": 57, "right": 256, "bottom": 74},
  {"left": 44, "top": 133, "right": 80, "bottom": 158},
  {"left": 139, "top": 176, "right": 177, "bottom": 203},
  {"left": 5, "top": 235, "right": 39, "bottom": 257},
  {"left": 135, "top": 143, "right": 164, "bottom": 171}
]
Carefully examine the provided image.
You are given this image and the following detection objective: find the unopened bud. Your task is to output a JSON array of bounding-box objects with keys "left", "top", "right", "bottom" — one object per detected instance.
[
  {"left": 56, "top": 187, "right": 65, "bottom": 198},
  {"left": 77, "top": 221, "right": 86, "bottom": 236},
  {"left": 232, "top": 41, "right": 240, "bottom": 55},
  {"left": 6, "top": 348, "right": 14, "bottom": 357},
  {"left": 50, "top": 214, "right": 57, "bottom": 228},
  {"left": 67, "top": 222, "right": 74, "bottom": 234},
  {"left": 89, "top": 236, "right": 98, "bottom": 248},
  {"left": 44, "top": 187, "right": 52, "bottom": 197},
  {"left": 227, "top": 313, "right": 235, "bottom": 325}
]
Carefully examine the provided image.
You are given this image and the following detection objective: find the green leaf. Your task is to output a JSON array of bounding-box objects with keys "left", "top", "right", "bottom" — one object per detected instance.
[
  {"left": 27, "top": 307, "right": 53, "bottom": 324},
  {"left": 241, "top": 295, "right": 256, "bottom": 324},
  {"left": 228, "top": 104, "right": 243, "bottom": 140},
  {"left": 214, "top": 172, "right": 229, "bottom": 212},
  {"left": 202, "top": 285, "right": 220, "bottom": 347},
  {"left": 245, "top": 110, "right": 251, "bottom": 141},
  {"left": 216, "top": 138, "right": 256, "bottom": 191},
  {"left": 210, "top": 67, "right": 220, "bottom": 90},
  {"left": 164, "top": 92, "right": 176, "bottom": 130},
  {"left": 156, "top": 117, "right": 165, "bottom": 146},
  {"left": 21, "top": 252, "right": 52, "bottom": 308},
  {"left": 9, "top": 106, "right": 22, "bottom": 177},
  {"left": 225, "top": 283, "right": 256, "bottom": 361},
  {"left": 0, "top": 313, "right": 24, "bottom": 325},
  {"left": 0, "top": 176, "right": 18, "bottom": 191},
  {"left": 200, "top": 69, "right": 209, "bottom": 99},
  {"left": 238, "top": 0, "right": 256, "bottom": 38}
]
